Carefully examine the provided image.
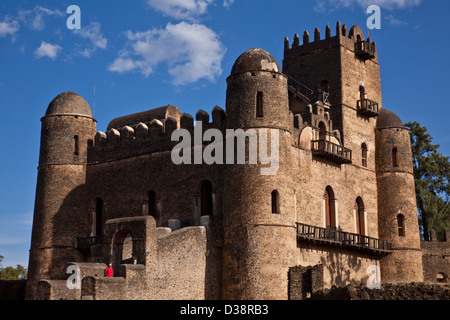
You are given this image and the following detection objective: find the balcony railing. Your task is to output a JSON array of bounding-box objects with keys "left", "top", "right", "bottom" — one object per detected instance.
[
  {"left": 355, "top": 40, "right": 376, "bottom": 60},
  {"left": 296, "top": 222, "right": 392, "bottom": 255},
  {"left": 357, "top": 99, "right": 379, "bottom": 117},
  {"left": 311, "top": 139, "right": 352, "bottom": 164}
]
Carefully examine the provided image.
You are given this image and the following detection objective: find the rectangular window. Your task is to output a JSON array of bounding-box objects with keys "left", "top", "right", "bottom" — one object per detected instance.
[
  {"left": 392, "top": 147, "right": 399, "bottom": 167},
  {"left": 74, "top": 135, "right": 79, "bottom": 156},
  {"left": 256, "top": 91, "right": 264, "bottom": 118}
]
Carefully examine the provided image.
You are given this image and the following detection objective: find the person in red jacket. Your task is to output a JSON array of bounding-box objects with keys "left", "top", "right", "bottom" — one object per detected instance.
[{"left": 104, "top": 264, "right": 113, "bottom": 277}]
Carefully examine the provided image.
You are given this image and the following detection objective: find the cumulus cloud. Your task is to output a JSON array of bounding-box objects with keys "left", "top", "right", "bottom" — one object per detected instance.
[
  {"left": 0, "top": 18, "right": 19, "bottom": 38},
  {"left": 109, "top": 22, "right": 226, "bottom": 85},
  {"left": 315, "top": 0, "right": 422, "bottom": 12},
  {"left": 146, "top": 0, "right": 214, "bottom": 21},
  {"left": 18, "top": 6, "right": 64, "bottom": 31},
  {"left": 73, "top": 22, "right": 108, "bottom": 58},
  {"left": 34, "top": 41, "right": 62, "bottom": 59}
]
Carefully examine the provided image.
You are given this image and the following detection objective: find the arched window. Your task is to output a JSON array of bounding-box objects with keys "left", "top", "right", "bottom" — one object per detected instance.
[
  {"left": 318, "top": 121, "right": 327, "bottom": 140},
  {"left": 361, "top": 143, "right": 368, "bottom": 167},
  {"left": 95, "top": 198, "right": 103, "bottom": 243},
  {"left": 271, "top": 190, "right": 280, "bottom": 214},
  {"left": 355, "top": 197, "right": 365, "bottom": 235},
  {"left": 256, "top": 91, "right": 264, "bottom": 118},
  {"left": 359, "top": 85, "right": 366, "bottom": 101},
  {"left": 324, "top": 186, "right": 336, "bottom": 229},
  {"left": 200, "top": 180, "right": 213, "bottom": 216},
  {"left": 397, "top": 214, "right": 405, "bottom": 236},
  {"left": 143, "top": 190, "right": 158, "bottom": 219},
  {"left": 392, "top": 147, "right": 399, "bottom": 167}
]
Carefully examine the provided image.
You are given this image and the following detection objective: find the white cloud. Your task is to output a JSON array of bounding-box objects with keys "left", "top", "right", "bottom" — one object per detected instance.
[
  {"left": 146, "top": 0, "right": 214, "bottom": 21},
  {"left": 34, "top": 41, "right": 62, "bottom": 59},
  {"left": 109, "top": 22, "right": 226, "bottom": 85},
  {"left": 0, "top": 18, "right": 19, "bottom": 38},
  {"left": 223, "top": 0, "right": 235, "bottom": 8},
  {"left": 73, "top": 22, "right": 108, "bottom": 58},
  {"left": 19, "top": 6, "right": 64, "bottom": 31},
  {"left": 315, "top": 0, "right": 422, "bottom": 12}
]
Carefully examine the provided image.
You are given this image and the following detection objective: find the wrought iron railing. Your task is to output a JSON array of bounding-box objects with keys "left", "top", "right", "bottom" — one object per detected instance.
[
  {"left": 357, "top": 99, "right": 379, "bottom": 117},
  {"left": 311, "top": 139, "right": 352, "bottom": 164},
  {"left": 296, "top": 222, "right": 392, "bottom": 255},
  {"left": 355, "top": 40, "right": 376, "bottom": 60}
]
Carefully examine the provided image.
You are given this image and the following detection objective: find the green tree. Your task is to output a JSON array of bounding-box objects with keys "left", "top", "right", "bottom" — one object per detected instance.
[
  {"left": 0, "top": 252, "right": 28, "bottom": 280},
  {"left": 405, "top": 121, "right": 450, "bottom": 241}
]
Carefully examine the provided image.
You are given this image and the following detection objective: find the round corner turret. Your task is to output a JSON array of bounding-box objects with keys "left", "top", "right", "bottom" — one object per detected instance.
[{"left": 225, "top": 48, "right": 290, "bottom": 132}]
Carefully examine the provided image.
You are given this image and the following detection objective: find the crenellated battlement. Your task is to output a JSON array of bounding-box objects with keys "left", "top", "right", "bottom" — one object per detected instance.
[
  {"left": 88, "top": 106, "right": 227, "bottom": 163},
  {"left": 284, "top": 22, "right": 377, "bottom": 62}
]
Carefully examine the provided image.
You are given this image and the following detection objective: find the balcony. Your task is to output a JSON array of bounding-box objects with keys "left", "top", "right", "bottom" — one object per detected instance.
[
  {"left": 355, "top": 40, "right": 376, "bottom": 60},
  {"left": 311, "top": 139, "right": 352, "bottom": 164},
  {"left": 296, "top": 222, "right": 392, "bottom": 256},
  {"left": 357, "top": 99, "right": 379, "bottom": 117}
]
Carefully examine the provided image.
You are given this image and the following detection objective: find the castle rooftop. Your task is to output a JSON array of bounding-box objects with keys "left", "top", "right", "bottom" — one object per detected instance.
[
  {"left": 376, "top": 108, "right": 404, "bottom": 129},
  {"left": 230, "top": 48, "right": 280, "bottom": 75},
  {"left": 45, "top": 92, "right": 92, "bottom": 118}
]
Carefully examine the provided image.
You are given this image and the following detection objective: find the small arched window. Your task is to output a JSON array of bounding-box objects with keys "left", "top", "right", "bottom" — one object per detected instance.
[
  {"left": 324, "top": 186, "right": 336, "bottom": 229},
  {"left": 256, "top": 91, "right": 264, "bottom": 118},
  {"left": 271, "top": 190, "right": 280, "bottom": 214},
  {"left": 361, "top": 143, "right": 368, "bottom": 167},
  {"left": 397, "top": 214, "right": 405, "bottom": 237},
  {"left": 392, "top": 147, "right": 399, "bottom": 167}
]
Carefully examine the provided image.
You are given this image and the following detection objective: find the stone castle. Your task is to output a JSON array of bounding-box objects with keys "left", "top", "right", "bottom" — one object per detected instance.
[{"left": 24, "top": 22, "right": 448, "bottom": 300}]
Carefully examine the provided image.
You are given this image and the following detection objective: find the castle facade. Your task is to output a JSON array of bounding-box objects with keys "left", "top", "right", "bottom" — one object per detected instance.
[{"left": 26, "top": 23, "right": 425, "bottom": 300}]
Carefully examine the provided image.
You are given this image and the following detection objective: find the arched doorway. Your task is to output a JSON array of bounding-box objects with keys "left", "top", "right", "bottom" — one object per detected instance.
[
  {"left": 112, "top": 230, "right": 134, "bottom": 275},
  {"left": 355, "top": 197, "right": 365, "bottom": 236}
]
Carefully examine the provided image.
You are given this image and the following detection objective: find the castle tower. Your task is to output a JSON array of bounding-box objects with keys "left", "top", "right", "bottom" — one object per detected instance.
[
  {"left": 283, "top": 23, "right": 381, "bottom": 159},
  {"left": 222, "top": 48, "right": 297, "bottom": 299},
  {"left": 375, "top": 109, "right": 424, "bottom": 283},
  {"left": 26, "top": 92, "right": 97, "bottom": 299}
]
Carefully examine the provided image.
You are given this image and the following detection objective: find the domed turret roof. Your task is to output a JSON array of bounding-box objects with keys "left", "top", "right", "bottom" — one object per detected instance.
[
  {"left": 45, "top": 92, "right": 92, "bottom": 117},
  {"left": 230, "top": 48, "right": 280, "bottom": 75},
  {"left": 376, "top": 108, "right": 404, "bottom": 128}
]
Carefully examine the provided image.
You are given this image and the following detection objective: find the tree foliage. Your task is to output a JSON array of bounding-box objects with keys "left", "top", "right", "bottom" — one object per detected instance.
[
  {"left": 0, "top": 253, "right": 28, "bottom": 280},
  {"left": 405, "top": 121, "right": 450, "bottom": 241}
]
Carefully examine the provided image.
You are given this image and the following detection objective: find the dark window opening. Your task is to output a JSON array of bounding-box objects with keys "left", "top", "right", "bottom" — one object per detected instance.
[
  {"left": 271, "top": 190, "right": 280, "bottom": 214},
  {"left": 74, "top": 135, "right": 79, "bottom": 156},
  {"left": 256, "top": 91, "right": 264, "bottom": 118},
  {"left": 392, "top": 147, "right": 399, "bottom": 168},
  {"left": 397, "top": 214, "right": 405, "bottom": 237},
  {"left": 361, "top": 143, "right": 368, "bottom": 167},
  {"left": 147, "top": 191, "right": 157, "bottom": 218},
  {"left": 200, "top": 180, "right": 213, "bottom": 216}
]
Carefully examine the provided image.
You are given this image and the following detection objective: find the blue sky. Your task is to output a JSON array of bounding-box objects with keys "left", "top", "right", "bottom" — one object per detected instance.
[{"left": 0, "top": 0, "right": 449, "bottom": 268}]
